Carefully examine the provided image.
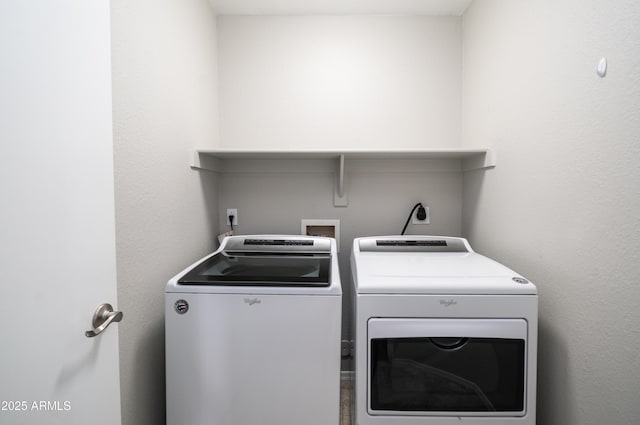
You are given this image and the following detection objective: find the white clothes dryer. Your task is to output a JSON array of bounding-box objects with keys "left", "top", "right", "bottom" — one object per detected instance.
[
  {"left": 350, "top": 236, "right": 537, "bottom": 425},
  {"left": 166, "top": 235, "right": 342, "bottom": 425}
]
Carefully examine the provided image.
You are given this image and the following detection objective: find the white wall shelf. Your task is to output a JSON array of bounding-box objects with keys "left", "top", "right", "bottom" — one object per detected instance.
[
  {"left": 191, "top": 148, "right": 495, "bottom": 169},
  {"left": 191, "top": 148, "right": 495, "bottom": 206}
]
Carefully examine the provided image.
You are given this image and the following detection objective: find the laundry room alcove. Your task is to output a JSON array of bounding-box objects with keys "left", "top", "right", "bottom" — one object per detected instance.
[{"left": 188, "top": 147, "right": 497, "bottom": 373}]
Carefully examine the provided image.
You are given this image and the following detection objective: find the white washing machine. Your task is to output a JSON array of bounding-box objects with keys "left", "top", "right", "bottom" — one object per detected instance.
[
  {"left": 351, "top": 236, "right": 537, "bottom": 425},
  {"left": 166, "top": 235, "right": 342, "bottom": 425}
]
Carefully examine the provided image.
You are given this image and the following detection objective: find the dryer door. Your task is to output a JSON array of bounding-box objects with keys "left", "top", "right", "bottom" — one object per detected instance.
[{"left": 367, "top": 318, "right": 528, "bottom": 417}]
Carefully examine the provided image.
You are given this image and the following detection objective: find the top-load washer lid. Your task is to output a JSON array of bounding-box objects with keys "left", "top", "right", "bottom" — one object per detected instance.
[{"left": 178, "top": 236, "right": 331, "bottom": 286}]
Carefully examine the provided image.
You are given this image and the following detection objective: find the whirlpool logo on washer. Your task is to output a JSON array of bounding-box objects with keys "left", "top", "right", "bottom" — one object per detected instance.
[
  {"left": 439, "top": 299, "right": 458, "bottom": 307},
  {"left": 174, "top": 299, "right": 189, "bottom": 314},
  {"left": 244, "top": 298, "right": 261, "bottom": 306}
]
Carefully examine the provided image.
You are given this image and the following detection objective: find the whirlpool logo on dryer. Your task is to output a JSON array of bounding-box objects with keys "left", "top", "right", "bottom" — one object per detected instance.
[{"left": 439, "top": 299, "right": 458, "bottom": 307}]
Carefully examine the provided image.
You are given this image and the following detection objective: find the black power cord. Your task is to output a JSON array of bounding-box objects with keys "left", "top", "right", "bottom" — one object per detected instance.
[{"left": 401, "top": 202, "right": 426, "bottom": 235}]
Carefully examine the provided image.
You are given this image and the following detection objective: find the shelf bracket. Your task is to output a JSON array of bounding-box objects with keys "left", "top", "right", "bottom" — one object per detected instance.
[
  {"left": 461, "top": 148, "right": 496, "bottom": 171},
  {"left": 334, "top": 154, "right": 348, "bottom": 207},
  {"left": 190, "top": 151, "right": 222, "bottom": 172}
]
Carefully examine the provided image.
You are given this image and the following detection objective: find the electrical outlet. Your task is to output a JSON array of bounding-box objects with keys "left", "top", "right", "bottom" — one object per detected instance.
[
  {"left": 226, "top": 208, "right": 238, "bottom": 226},
  {"left": 412, "top": 205, "right": 430, "bottom": 225}
]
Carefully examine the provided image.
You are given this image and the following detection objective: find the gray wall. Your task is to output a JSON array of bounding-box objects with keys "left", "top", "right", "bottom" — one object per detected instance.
[
  {"left": 217, "top": 15, "right": 462, "bottom": 150},
  {"left": 111, "top": 1, "right": 219, "bottom": 424},
  {"left": 462, "top": 1, "right": 640, "bottom": 424}
]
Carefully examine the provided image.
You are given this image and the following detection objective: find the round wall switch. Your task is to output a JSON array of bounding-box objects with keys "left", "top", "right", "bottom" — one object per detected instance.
[{"left": 597, "top": 57, "right": 607, "bottom": 77}]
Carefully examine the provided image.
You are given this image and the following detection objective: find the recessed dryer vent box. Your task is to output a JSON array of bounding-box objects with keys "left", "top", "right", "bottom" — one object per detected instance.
[{"left": 301, "top": 219, "right": 340, "bottom": 252}]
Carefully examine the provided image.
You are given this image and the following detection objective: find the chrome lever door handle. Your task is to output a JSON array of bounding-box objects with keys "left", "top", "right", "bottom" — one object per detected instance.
[{"left": 85, "top": 303, "right": 123, "bottom": 338}]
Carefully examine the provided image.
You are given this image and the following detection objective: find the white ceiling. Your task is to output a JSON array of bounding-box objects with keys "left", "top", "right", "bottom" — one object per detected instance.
[{"left": 209, "top": 0, "right": 473, "bottom": 16}]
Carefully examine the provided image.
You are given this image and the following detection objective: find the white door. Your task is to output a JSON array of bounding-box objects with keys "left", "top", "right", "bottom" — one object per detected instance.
[{"left": 0, "top": 1, "right": 121, "bottom": 424}]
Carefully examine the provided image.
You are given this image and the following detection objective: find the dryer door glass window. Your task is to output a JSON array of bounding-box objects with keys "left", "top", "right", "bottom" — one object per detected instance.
[{"left": 368, "top": 318, "right": 527, "bottom": 416}]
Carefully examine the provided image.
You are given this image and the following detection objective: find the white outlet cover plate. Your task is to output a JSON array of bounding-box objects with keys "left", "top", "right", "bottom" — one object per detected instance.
[
  {"left": 226, "top": 208, "right": 238, "bottom": 225},
  {"left": 412, "top": 206, "right": 430, "bottom": 225}
]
